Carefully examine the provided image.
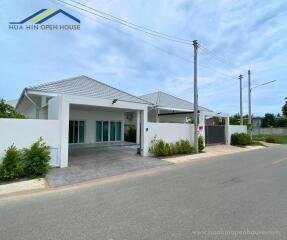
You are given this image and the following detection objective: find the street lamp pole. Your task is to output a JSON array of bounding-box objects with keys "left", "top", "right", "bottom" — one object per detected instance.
[{"left": 249, "top": 79, "right": 276, "bottom": 124}]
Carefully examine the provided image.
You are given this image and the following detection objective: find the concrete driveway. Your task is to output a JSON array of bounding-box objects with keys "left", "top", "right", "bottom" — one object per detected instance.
[{"left": 47, "top": 145, "right": 169, "bottom": 187}]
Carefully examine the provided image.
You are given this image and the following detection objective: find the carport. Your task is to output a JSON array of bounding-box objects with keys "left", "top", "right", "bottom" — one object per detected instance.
[
  {"left": 68, "top": 103, "right": 144, "bottom": 166},
  {"left": 47, "top": 145, "right": 169, "bottom": 187},
  {"left": 49, "top": 89, "right": 151, "bottom": 168}
]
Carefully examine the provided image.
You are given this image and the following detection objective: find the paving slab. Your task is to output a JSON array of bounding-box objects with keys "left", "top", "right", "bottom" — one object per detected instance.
[{"left": 47, "top": 145, "right": 170, "bottom": 187}]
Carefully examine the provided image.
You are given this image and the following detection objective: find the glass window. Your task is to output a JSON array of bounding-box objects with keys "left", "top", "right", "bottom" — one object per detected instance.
[
  {"left": 116, "top": 122, "right": 122, "bottom": 141},
  {"left": 103, "top": 121, "right": 109, "bottom": 141},
  {"left": 110, "top": 122, "right": 116, "bottom": 141},
  {"left": 96, "top": 121, "right": 102, "bottom": 142},
  {"left": 69, "top": 121, "right": 74, "bottom": 143},
  {"left": 74, "top": 121, "right": 78, "bottom": 143},
  {"left": 69, "top": 120, "right": 85, "bottom": 143},
  {"left": 79, "top": 121, "right": 85, "bottom": 143}
]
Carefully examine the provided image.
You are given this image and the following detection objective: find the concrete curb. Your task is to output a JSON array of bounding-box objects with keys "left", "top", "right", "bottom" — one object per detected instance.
[
  {"left": 162, "top": 145, "right": 267, "bottom": 164},
  {"left": 0, "top": 178, "right": 47, "bottom": 197}
]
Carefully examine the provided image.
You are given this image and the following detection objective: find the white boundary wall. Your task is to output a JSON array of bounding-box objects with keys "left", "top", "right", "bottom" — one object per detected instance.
[
  {"left": 145, "top": 123, "right": 194, "bottom": 152},
  {"left": 0, "top": 119, "right": 60, "bottom": 166},
  {"left": 227, "top": 125, "right": 247, "bottom": 144},
  {"left": 252, "top": 128, "right": 287, "bottom": 136}
]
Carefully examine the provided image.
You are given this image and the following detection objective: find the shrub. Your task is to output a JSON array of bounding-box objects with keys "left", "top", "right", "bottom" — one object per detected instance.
[
  {"left": 23, "top": 138, "right": 51, "bottom": 178},
  {"left": 124, "top": 125, "right": 136, "bottom": 142},
  {"left": 198, "top": 136, "right": 205, "bottom": 152},
  {"left": 265, "top": 137, "right": 275, "bottom": 143},
  {"left": 178, "top": 140, "right": 194, "bottom": 154},
  {"left": 149, "top": 138, "right": 170, "bottom": 156},
  {"left": 149, "top": 137, "right": 193, "bottom": 156},
  {"left": 231, "top": 133, "right": 251, "bottom": 146},
  {"left": 0, "top": 145, "right": 24, "bottom": 181}
]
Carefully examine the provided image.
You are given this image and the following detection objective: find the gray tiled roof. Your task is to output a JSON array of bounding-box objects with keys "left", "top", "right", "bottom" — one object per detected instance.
[
  {"left": 139, "top": 91, "right": 213, "bottom": 112},
  {"left": 28, "top": 76, "right": 150, "bottom": 104}
]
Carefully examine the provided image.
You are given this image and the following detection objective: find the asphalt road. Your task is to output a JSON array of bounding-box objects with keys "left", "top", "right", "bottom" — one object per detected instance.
[{"left": 1, "top": 145, "right": 287, "bottom": 240}]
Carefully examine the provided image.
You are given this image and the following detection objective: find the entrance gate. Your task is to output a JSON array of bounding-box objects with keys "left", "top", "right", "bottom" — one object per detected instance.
[{"left": 205, "top": 125, "right": 225, "bottom": 145}]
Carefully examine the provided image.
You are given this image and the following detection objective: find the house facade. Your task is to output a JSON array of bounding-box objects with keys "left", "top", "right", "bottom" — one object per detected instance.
[
  {"left": 14, "top": 76, "right": 149, "bottom": 167},
  {"left": 0, "top": 75, "right": 247, "bottom": 168}
]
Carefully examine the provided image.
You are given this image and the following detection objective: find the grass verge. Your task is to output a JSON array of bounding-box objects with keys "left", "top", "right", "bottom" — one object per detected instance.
[{"left": 252, "top": 135, "right": 287, "bottom": 144}]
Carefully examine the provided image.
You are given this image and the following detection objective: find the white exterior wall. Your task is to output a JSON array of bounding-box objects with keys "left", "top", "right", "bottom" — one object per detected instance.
[
  {"left": 39, "top": 107, "right": 48, "bottom": 119},
  {"left": 145, "top": 123, "right": 194, "bottom": 154},
  {"left": 227, "top": 125, "right": 247, "bottom": 144},
  {"left": 0, "top": 119, "right": 60, "bottom": 166},
  {"left": 17, "top": 98, "right": 37, "bottom": 119},
  {"left": 252, "top": 128, "right": 287, "bottom": 136},
  {"left": 69, "top": 108, "right": 125, "bottom": 144},
  {"left": 48, "top": 96, "right": 61, "bottom": 120}
]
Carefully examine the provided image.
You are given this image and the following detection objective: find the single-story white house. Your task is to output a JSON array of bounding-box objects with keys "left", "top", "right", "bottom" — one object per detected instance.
[{"left": 0, "top": 75, "right": 247, "bottom": 168}]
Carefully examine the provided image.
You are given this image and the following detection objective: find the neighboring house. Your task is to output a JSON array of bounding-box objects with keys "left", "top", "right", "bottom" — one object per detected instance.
[
  {"left": 6, "top": 99, "right": 18, "bottom": 108},
  {"left": 140, "top": 91, "right": 214, "bottom": 123},
  {"left": 252, "top": 117, "right": 262, "bottom": 128},
  {"left": 0, "top": 75, "right": 246, "bottom": 168}
]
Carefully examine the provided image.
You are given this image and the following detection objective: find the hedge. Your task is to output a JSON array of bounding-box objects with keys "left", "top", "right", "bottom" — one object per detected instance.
[
  {"left": 0, "top": 138, "right": 51, "bottom": 181},
  {"left": 149, "top": 137, "right": 205, "bottom": 157},
  {"left": 231, "top": 133, "right": 251, "bottom": 146}
]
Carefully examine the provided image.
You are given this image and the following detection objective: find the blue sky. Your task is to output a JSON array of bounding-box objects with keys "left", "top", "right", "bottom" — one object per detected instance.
[{"left": 1, "top": 0, "right": 286, "bottom": 116}]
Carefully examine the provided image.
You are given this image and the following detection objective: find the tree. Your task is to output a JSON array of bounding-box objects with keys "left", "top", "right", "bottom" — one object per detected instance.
[
  {"left": 275, "top": 116, "right": 287, "bottom": 127},
  {"left": 0, "top": 99, "right": 25, "bottom": 118},
  {"left": 282, "top": 101, "right": 287, "bottom": 116},
  {"left": 229, "top": 114, "right": 248, "bottom": 125},
  {"left": 261, "top": 113, "right": 276, "bottom": 127}
]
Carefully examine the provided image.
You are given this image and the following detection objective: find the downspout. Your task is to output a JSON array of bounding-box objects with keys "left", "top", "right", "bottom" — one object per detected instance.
[{"left": 24, "top": 90, "right": 41, "bottom": 119}]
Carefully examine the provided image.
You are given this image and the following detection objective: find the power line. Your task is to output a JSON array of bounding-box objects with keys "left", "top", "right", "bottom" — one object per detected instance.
[
  {"left": 53, "top": 0, "right": 194, "bottom": 45},
  {"left": 67, "top": 0, "right": 196, "bottom": 45},
  {"left": 200, "top": 45, "right": 233, "bottom": 67},
  {"left": 49, "top": 0, "right": 240, "bottom": 81},
  {"left": 53, "top": 0, "right": 241, "bottom": 76}
]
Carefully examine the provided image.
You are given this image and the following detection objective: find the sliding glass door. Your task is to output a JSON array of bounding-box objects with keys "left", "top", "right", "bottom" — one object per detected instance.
[
  {"left": 116, "top": 122, "right": 122, "bottom": 141},
  {"left": 103, "top": 121, "right": 109, "bottom": 142},
  {"left": 96, "top": 121, "right": 102, "bottom": 142},
  {"left": 69, "top": 120, "right": 85, "bottom": 143},
  {"left": 110, "top": 122, "right": 116, "bottom": 141},
  {"left": 96, "top": 121, "right": 122, "bottom": 142}
]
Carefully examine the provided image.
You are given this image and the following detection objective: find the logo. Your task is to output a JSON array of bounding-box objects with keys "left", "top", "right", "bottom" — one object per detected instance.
[{"left": 9, "top": 8, "right": 81, "bottom": 31}]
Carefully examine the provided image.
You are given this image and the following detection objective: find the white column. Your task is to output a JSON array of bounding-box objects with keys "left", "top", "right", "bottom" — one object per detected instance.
[
  {"left": 198, "top": 112, "right": 205, "bottom": 147},
  {"left": 225, "top": 117, "right": 230, "bottom": 145},
  {"left": 59, "top": 96, "right": 70, "bottom": 168},
  {"left": 141, "top": 107, "right": 149, "bottom": 156},
  {"left": 136, "top": 110, "right": 140, "bottom": 144}
]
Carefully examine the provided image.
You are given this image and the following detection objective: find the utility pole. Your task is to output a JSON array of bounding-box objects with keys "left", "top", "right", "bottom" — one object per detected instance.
[
  {"left": 248, "top": 70, "right": 252, "bottom": 125},
  {"left": 193, "top": 40, "right": 199, "bottom": 153},
  {"left": 239, "top": 74, "right": 243, "bottom": 125}
]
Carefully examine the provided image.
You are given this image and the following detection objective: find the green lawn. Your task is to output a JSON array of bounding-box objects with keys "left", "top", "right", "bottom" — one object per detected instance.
[{"left": 252, "top": 135, "right": 287, "bottom": 144}]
